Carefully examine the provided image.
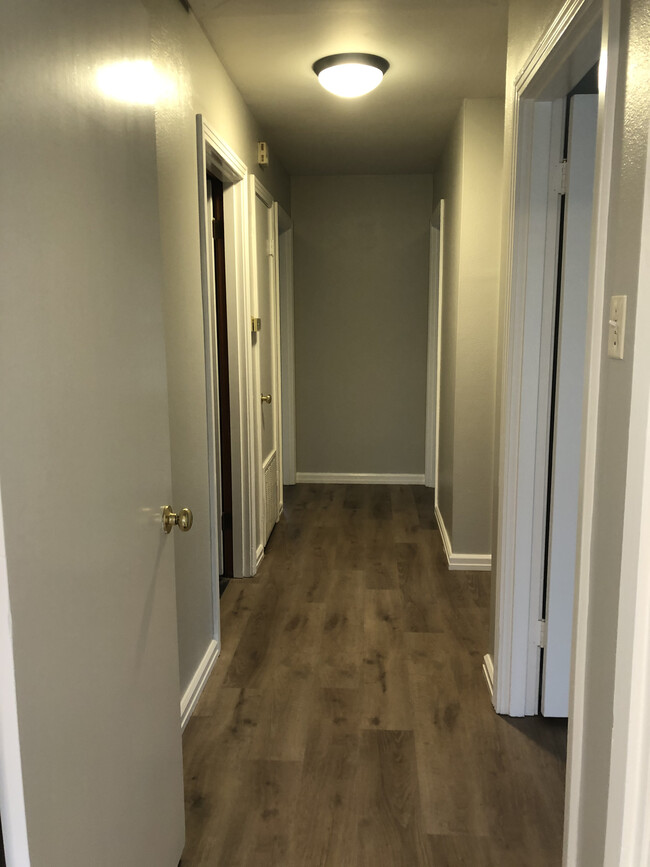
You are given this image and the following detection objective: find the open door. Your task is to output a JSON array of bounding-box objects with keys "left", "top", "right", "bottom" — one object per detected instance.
[
  {"left": 250, "top": 179, "right": 282, "bottom": 551},
  {"left": 541, "top": 93, "right": 598, "bottom": 716},
  {"left": 0, "top": 5, "right": 185, "bottom": 863}
]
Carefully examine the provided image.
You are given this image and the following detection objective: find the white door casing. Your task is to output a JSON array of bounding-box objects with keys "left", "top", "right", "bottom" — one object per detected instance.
[
  {"left": 197, "top": 116, "right": 256, "bottom": 579},
  {"left": 277, "top": 206, "right": 297, "bottom": 486},
  {"left": 433, "top": 200, "right": 446, "bottom": 512},
  {"left": 425, "top": 205, "right": 442, "bottom": 489}
]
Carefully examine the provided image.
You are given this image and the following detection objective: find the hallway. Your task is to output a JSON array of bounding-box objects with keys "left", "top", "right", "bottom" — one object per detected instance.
[{"left": 181, "top": 484, "right": 567, "bottom": 866}]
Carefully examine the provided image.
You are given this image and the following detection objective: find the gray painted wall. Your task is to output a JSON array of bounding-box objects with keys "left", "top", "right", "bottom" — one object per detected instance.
[
  {"left": 433, "top": 99, "right": 504, "bottom": 556},
  {"left": 577, "top": 3, "right": 650, "bottom": 860},
  {"left": 491, "top": 0, "right": 650, "bottom": 862},
  {"left": 292, "top": 175, "right": 433, "bottom": 477}
]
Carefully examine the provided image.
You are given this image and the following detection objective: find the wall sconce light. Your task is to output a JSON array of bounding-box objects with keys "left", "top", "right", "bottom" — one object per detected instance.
[{"left": 312, "top": 53, "right": 390, "bottom": 98}]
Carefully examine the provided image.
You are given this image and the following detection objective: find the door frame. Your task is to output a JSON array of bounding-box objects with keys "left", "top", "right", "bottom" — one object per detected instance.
[
  {"left": 276, "top": 205, "right": 296, "bottom": 486},
  {"left": 491, "top": 0, "right": 620, "bottom": 859},
  {"left": 196, "top": 115, "right": 256, "bottom": 579},
  {"left": 425, "top": 202, "right": 443, "bottom": 489}
]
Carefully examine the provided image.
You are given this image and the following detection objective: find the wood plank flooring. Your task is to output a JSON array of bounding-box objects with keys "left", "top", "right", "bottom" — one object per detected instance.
[{"left": 181, "top": 484, "right": 567, "bottom": 866}]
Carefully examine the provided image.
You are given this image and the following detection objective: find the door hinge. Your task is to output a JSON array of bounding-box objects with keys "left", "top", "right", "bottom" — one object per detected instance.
[
  {"left": 553, "top": 159, "right": 568, "bottom": 195},
  {"left": 535, "top": 619, "right": 547, "bottom": 649}
]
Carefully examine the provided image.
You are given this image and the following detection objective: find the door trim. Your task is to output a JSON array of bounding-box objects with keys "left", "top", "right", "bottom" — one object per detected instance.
[
  {"left": 277, "top": 206, "right": 296, "bottom": 486},
  {"left": 425, "top": 204, "right": 442, "bottom": 489},
  {"left": 433, "top": 201, "right": 445, "bottom": 515},
  {"left": 196, "top": 115, "right": 256, "bottom": 578}
]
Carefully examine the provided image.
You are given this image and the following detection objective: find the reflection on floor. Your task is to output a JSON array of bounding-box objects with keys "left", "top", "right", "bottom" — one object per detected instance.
[{"left": 182, "top": 484, "right": 567, "bottom": 866}]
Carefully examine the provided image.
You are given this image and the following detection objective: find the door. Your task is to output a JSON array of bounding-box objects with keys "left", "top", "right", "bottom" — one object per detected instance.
[
  {"left": 0, "top": 4, "right": 185, "bottom": 863},
  {"left": 252, "top": 181, "right": 282, "bottom": 547},
  {"left": 541, "top": 93, "right": 598, "bottom": 716}
]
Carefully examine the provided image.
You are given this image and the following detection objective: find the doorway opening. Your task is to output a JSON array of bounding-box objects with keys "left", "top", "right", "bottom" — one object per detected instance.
[
  {"left": 538, "top": 77, "right": 599, "bottom": 718},
  {"left": 197, "top": 116, "right": 257, "bottom": 579},
  {"left": 208, "top": 176, "right": 234, "bottom": 589}
]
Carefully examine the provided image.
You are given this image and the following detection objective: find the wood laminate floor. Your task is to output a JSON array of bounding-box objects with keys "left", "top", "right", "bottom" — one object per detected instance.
[{"left": 181, "top": 485, "right": 567, "bottom": 866}]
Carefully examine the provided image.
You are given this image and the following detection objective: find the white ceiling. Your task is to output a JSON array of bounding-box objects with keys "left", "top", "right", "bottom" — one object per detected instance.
[{"left": 191, "top": 0, "right": 509, "bottom": 175}]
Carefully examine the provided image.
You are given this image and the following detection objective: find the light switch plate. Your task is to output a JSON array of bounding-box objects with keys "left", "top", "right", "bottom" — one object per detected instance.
[{"left": 608, "top": 295, "right": 627, "bottom": 360}]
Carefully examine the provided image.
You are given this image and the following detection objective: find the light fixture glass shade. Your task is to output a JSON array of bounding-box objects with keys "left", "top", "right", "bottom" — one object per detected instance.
[{"left": 312, "top": 53, "right": 389, "bottom": 98}]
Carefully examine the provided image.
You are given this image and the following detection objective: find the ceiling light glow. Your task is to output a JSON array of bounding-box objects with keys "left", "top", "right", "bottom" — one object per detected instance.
[{"left": 312, "top": 53, "right": 389, "bottom": 98}]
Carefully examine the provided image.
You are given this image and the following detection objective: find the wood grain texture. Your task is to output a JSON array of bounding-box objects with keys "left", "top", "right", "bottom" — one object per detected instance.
[{"left": 181, "top": 484, "right": 567, "bottom": 866}]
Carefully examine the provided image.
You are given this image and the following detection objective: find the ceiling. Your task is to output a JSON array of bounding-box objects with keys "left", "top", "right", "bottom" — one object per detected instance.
[{"left": 191, "top": 0, "right": 509, "bottom": 175}]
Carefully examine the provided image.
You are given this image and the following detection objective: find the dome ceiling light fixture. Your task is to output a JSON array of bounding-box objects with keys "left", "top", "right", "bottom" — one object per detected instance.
[{"left": 312, "top": 53, "right": 390, "bottom": 98}]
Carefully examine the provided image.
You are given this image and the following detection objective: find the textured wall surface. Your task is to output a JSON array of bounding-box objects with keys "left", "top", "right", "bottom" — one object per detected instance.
[
  {"left": 434, "top": 99, "right": 504, "bottom": 556},
  {"left": 292, "top": 175, "right": 433, "bottom": 476}
]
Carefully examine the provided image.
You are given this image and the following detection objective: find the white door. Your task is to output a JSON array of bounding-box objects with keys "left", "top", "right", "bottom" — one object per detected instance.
[
  {"left": 0, "top": 3, "right": 185, "bottom": 864},
  {"left": 542, "top": 93, "right": 598, "bottom": 716},
  {"left": 251, "top": 181, "right": 282, "bottom": 547}
]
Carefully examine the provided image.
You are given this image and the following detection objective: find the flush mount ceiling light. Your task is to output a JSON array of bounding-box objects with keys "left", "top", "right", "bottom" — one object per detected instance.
[{"left": 312, "top": 53, "right": 390, "bottom": 98}]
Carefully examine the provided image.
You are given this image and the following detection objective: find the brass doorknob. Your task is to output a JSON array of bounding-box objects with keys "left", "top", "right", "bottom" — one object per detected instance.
[
  {"left": 261, "top": 394, "right": 272, "bottom": 404},
  {"left": 162, "top": 505, "right": 194, "bottom": 534}
]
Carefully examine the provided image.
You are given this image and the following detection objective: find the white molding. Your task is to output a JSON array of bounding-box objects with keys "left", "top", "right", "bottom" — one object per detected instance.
[
  {"left": 448, "top": 554, "right": 492, "bottom": 572},
  {"left": 278, "top": 214, "right": 296, "bottom": 486},
  {"left": 295, "top": 472, "right": 425, "bottom": 485},
  {"left": 248, "top": 175, "right": 264, "bottom": 568},
  {"left": 515, "top": 0, "right": 598, "bottom": 96},
  {"left": 435, "top": 502, "right": 453, "bottom": 561},
  {"left": 253, "top": 176, "right": 274, "bottom": 208},
  {"left": 483, "top": 654, "right": 495, "bottom": 698},
  {"left": 271, "top": 203, "right": 285, "bottom": 508},
  {"left": 196, "top": 115, "right": 255, "bottom": 578},
  {"left": 255, "top": 543, "right": 264, "bottom": 571},
  {"left": 434, "top": 201, "right": 445, "bottom": 511},
  {"left": 180, "top": 639, "right": 220, "bottom": 732},
  {"left": 425, "top": 210, "right": 441, "bottom": 488},
  {"left": 435, "top": 504, "right": 492, "bottom": 572}
]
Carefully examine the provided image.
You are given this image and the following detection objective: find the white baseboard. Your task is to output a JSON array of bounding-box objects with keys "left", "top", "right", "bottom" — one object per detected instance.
[
  {"left": 434, "top": 503, "right": 492, "bottom": 572},
  {"left": 254, "top": 543, "right": 264, "bottom": 572},
  {"left": 483, "top": 653, "right": 495, "bottom": 698},
  {"left": 295, "top": 472, "right": 425, "bottom": 485},
  {"left": 180, "top": 638, "right": 220, "bottom": 731}
]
